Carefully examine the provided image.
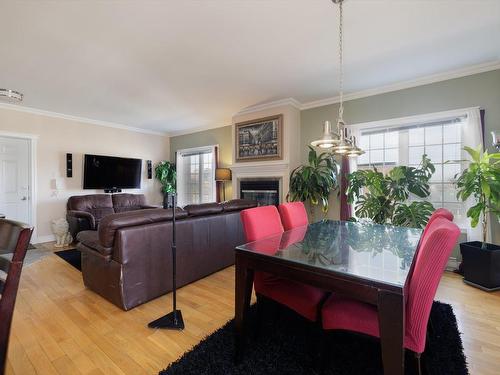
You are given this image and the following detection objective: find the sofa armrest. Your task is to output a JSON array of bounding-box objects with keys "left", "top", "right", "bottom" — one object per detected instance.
[
  {"left": 67, "top": 210, "right": 96, "bottom": 238},
  {"left": 67, "top": 210, "right": 96, "bottom": 228},
  {"left": 77, "top": 231, "right": 113, "bottom": 258}
]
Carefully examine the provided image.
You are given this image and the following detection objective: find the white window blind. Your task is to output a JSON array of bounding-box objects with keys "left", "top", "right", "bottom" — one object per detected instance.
[{"left": 176, "top": 146, "right": 216, "bottom": 207}]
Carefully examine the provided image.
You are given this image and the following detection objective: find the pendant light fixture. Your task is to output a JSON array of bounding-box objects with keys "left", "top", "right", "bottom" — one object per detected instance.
[
  {"left": 310, "top": 0, "right": 364, "bottom": 158},
  {"left": 0, "top": 89, "right": 23, "bottom": 103}
]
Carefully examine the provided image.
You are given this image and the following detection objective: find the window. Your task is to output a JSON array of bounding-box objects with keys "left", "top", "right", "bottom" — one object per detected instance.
[
  {"left": 176, "top": 146, "right": 216, "bottom": 207},
  {"left": 353, "top": 109, "right": 481, "bottom": 235}
]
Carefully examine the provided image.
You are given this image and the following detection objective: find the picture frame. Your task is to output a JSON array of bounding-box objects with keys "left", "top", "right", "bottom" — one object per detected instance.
[{"left": 235, "top": 114, "right": 283, "bottom": 162}]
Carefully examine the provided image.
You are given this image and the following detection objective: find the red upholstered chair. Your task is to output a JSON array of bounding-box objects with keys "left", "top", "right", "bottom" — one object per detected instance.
[
  {"left": 0, "top": 219, "right": 34, "bottom": 375},
  {"left": 240, "top": 206, "right": 326, "bottom": 321},
  {"left": 422, "top": 208, "right": 454, "bottom": 239},
  {"left": 278, "top": 202, "right": 308, "bottom": 231},
  {"left": 320, "top": 217, "right": 460, "bottom": 373}
]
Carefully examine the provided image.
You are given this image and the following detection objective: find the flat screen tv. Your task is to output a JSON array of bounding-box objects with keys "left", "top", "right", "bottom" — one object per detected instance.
[{"left": 83, "top": 154, "right": 142, "bottom": 189}]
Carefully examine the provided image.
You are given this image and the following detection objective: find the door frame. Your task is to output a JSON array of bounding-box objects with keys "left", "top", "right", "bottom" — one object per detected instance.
[{"left": 0, "top": 131, "right": 38, "bottom": 241}]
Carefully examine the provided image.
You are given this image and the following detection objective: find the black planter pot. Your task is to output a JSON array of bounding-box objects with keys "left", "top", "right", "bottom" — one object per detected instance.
[{"left": 460, "top": 241, "right": 500, "bottom": 291}]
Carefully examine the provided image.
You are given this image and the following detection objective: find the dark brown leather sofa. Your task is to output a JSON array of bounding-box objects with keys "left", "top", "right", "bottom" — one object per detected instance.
[
  {"left": 76, "top": 199, "right": 257, "bottom": 310},
  {"left": 66, "top": 193, "right": 157, "bottom": 237}
]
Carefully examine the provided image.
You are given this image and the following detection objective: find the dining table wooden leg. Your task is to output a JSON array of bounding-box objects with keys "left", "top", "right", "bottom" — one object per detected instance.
[
  {"left": 234, "top": 254, "right": 254, "bottom": 363},
  {"left": 378, "top": 291, "right": 405, "bottom": 375}
]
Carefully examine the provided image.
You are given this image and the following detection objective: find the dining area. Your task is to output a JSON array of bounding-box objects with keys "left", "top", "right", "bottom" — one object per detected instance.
[{"left": 235, "top": 202, "right": 461, "bottom": 375}]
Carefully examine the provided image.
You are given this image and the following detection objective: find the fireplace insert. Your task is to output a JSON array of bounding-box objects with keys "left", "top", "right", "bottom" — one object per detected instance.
[{"left": 240, "top": 179, "right": 279, "bottom": 206}]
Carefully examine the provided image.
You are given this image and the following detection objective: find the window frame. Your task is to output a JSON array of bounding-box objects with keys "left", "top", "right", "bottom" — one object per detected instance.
[
  {"left": 347, "top": 107, "right": 482, "bottom": 236},
  {"left": 176, "top": 145, "right": 217, "bottom": 207}
]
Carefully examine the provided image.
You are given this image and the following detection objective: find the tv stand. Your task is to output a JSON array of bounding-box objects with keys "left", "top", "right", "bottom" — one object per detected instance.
[{"left": 104, "top": 188, "right": 122, "bottom": 194}]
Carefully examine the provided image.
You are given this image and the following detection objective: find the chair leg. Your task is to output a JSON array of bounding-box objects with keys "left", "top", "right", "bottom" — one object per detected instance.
[
  {"left": 414, "top": 352, "right": 422, "bottom": 375},
  {"left": 254, "top": 294, "right": 264, "bottom": 339}
]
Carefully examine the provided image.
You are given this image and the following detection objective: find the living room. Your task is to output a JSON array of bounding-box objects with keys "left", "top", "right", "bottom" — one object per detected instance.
[{"left": 1, "top": 1, "right": 500, "bottom": 375}]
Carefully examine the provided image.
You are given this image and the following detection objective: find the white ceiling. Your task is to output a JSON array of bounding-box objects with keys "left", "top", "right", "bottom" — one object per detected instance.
[{"left": 1, "top": 0, "right": 499, "bottom": 134}]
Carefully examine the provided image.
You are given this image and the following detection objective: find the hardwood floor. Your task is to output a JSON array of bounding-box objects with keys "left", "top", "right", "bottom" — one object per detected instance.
[{"left": 5, "top": 247, "right": 500, "bottom": 375}]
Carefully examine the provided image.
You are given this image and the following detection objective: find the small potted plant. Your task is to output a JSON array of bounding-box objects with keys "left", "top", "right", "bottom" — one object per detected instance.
[
  {"left": 155, "top": 161, "right": 176, "bottom": 208},
  {"left": 456, "top": 146, "right": 500, "bottom": 291}
]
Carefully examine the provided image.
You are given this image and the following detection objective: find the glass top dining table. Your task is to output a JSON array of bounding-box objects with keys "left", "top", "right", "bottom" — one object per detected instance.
[
  {"left": 234, "top": 219, "right": 423, "bottom": 375},
  {"left": 236, "top": 219, "right": 423, "bottom": 289}
]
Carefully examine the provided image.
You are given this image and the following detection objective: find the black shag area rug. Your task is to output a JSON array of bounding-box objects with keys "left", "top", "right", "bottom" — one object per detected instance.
[
  {"left": 160, "top": 301, "right": 468, "bottom": 375},
  {"left": 54, "top": 249, "right": 81, "bottom": 271}
]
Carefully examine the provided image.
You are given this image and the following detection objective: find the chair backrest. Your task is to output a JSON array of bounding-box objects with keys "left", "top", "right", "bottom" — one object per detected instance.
[
  {"left": 240, "top": 205, "right": 284, "bottom": 242},
  {"left": 0, "top": 219, "right": 33, "bottom": 375},
  {"left": 405, "top": 217, "right": 460, "bottom": 354},
  {"left": 422, "top": 208, "right": 454, "bottom": 239},
  {"left": 277, "top": 202, "right": 308, "bottom": 231}
]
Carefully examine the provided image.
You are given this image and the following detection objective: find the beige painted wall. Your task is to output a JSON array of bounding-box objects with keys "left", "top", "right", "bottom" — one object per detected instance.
[
  {"left": 0, "top": 107, "right": 169, "bottom": 242},
  {"left": 302, "top": 69, "right": 500, "bottom": 242},
  {"left": 170, "top": 125, "right": 233, "bottom": 198}
]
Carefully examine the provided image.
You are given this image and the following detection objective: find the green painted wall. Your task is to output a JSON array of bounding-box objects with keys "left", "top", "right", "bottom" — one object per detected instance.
[
  {"left": 170, "top": 125, "right": 233, "bottom": 198},
  {"left": 301, "top": 69, "right": 500, "bottom": 244}
]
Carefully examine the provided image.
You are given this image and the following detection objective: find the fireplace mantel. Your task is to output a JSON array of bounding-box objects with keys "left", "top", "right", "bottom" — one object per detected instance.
[{"left": 230, "top": 102, "right": 301, "bottom": 203}]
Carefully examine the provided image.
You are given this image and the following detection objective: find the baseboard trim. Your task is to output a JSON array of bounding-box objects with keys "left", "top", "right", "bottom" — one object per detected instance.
[
  {"left": 446, "top": 257, "right": 460, "bottom": 272},
  {"left": 33, "top": 234, "right": 55, "bottom": 244}
]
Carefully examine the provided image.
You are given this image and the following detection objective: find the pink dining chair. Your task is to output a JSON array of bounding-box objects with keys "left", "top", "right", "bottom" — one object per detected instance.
[
  {"left": 240, "top": 206, "right": 326, "bottom": 322},
  {"left": 278, "top": 202, "right": 308, "bottom": 231},
  {"left": 320, "top": 217, "right": 460, "bottom": 374},
  {"left": 422, "top": 208, "right": 454, "bottom": 238}
]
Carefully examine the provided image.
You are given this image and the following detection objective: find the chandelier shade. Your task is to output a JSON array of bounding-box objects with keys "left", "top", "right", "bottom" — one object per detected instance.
[{"left": 310, "top": 121, "right": 340, "bottom": 148}]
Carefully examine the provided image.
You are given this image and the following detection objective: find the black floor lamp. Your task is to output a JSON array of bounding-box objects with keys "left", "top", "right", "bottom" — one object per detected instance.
[
  {"left": 148, "top": 193, "right": 184, "bottom": 330},
  {"left": 215, "top": 168, "right": 232, "bottom": 202}
]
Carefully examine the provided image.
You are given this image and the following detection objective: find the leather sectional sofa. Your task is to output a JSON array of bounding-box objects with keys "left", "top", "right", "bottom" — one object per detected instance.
[
  {"left": 76, "top": 199, "right": 257, "bottom": 310},
  {"left": 66, "top": 193, "right": 158, "bottom": 237}
]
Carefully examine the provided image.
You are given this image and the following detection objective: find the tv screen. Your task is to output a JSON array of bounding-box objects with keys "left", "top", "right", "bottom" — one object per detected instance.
[{"left": 83, "top": 154, "right": 142, "bottom": 189}]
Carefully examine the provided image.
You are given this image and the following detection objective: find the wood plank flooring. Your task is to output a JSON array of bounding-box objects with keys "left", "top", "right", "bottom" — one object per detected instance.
[{"left": 5, "top": 246, "right": 500, "bottom": 375}]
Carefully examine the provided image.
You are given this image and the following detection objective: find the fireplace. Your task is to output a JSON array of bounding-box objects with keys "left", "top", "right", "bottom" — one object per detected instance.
[{"left": 240, "top": 179, "right": 280, "bottom": 206}]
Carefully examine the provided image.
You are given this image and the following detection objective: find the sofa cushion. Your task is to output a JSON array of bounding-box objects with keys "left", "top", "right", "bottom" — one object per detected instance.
[
  {"left": 98, "top": 208, "right": 188, "bottom": 248},
  {"left": 67, "top": 194, "right": 115, "bottom": 221},
  {"left": 222, "top": 199, "right": 257, "bottom": 212},
  {"left": 112, "top": 193, "right": 147, "bottom": 213},
  {"left": 76, "top": 230, "right": 113, "bottom": 256},
  {"left": 184, "top": 202, "right": 223, "bottom": 217}
]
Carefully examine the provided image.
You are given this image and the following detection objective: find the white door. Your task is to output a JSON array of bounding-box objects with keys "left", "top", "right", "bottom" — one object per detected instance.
[{"left": 0, "top": 136, "right": 31, "bottom": 224}]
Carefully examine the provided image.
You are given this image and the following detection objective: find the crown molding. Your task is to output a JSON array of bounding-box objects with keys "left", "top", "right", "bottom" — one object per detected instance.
[
  {"left": 235, "top": 98, "right": 301, "bottom": 116},
  {"left": 0, "top": 102, "right": 168, "bottom": 136},
  {"left": 169, "top": 122, "right": 232, "bottom": 137},
  {"left": 300, "top": 60, "right": 500, "bottom": 110}
]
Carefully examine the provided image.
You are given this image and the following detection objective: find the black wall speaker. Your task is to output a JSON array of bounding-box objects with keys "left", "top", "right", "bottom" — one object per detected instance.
[
  {"left": 147, "top": 160, "right": 152, "bottom": 179},
  {"left": 66, "top": 153, "right": 73, "bottom": 178}
]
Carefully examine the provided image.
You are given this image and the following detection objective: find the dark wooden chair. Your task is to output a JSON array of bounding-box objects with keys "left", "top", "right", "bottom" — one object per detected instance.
[{"left": 0, "top": 219, "right": 33, "bottom": 375}]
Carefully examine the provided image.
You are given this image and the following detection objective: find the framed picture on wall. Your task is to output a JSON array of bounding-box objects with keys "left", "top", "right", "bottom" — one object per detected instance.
[{"left": 235, "top": 114, "right": 283, "bottom": 162}]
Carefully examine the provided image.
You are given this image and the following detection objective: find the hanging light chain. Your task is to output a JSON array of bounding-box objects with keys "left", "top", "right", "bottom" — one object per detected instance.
[{"left": 337, "top": 0, "right": 344, "bottom": 124}]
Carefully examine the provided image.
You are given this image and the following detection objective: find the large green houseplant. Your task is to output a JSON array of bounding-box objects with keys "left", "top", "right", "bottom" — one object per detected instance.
[
  {"left": 287, "top": 146, "right": 338, "bottom": 216},
  {"left": 346, "top": 155, "right": 435, "bottom": 228},
  {"left": 456, "top": 146, "right": 500, "bottom": 290},
  {"left": 155, "top": 161, "right": 176, "bottom": 208}
]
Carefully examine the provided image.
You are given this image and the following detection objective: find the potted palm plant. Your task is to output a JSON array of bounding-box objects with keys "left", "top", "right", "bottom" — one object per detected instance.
[
  {"left": 456, "top": 146, "right": 500, "bottom": 291},
  {"left": 155, "top": 161, "right": 176, "bottom": 208},
  {"left": 287, "top": 146, "right": 338, "bottom": 217}
]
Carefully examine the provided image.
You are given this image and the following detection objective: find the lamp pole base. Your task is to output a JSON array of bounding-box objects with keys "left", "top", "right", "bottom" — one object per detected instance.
[{"left": 148, "top": 310, "right": 185, "bottom": 330}]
